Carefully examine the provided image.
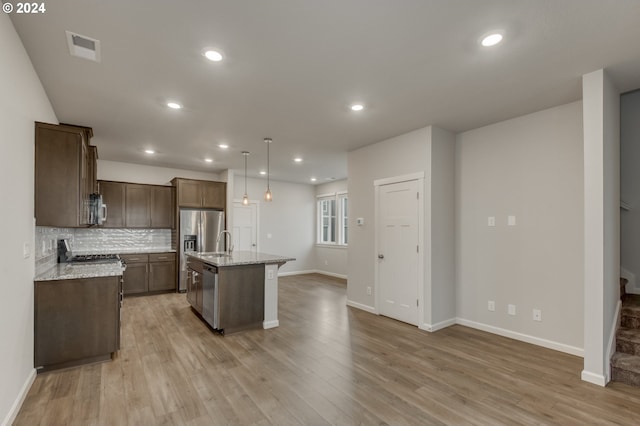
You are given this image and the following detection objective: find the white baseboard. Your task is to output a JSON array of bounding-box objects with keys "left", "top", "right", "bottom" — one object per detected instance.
[
  {"left": 263, "top": 320, "right": 279, "bottom": 329},
  {"left": 2, "top": 368, "right": 36, "bottom": 426},
  {"left": 278, "top": 270, "right": 316, "bottom": 277},
  {"left": 605, "top": 299, "right": 622, "bottom": 383},
  {"left": 421, "top": 318, "right": 456, "bottom": 332},
  {"left": 581, "top": 370, "right": 607, "bottom": 387},
  {"left": 278, "top": 269, "right": 347, "bottom": 280},
  {"left": 456, "top": 318, "right": 584, "bottom": 357},
  {"left": 346, "top": 299, "right": 377, "bottom": 314}
]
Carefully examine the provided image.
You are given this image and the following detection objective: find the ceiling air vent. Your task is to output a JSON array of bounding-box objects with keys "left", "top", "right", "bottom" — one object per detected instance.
[{"left": 65, "top": 31, "right": 101, "bottom": 62}]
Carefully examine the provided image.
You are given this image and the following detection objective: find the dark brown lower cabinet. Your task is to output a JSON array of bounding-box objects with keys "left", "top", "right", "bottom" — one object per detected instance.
[
  {"left": 34, "top": 275, "right": 121, "bottom": 372},
  {"left": 121, "top": 252, "right": 176, "bottom": 295}
]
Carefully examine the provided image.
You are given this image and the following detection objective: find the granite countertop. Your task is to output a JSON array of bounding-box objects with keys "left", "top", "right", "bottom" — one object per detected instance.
[
  {"left": 187, "top": 251, "right": 295, "bottom": 267},
  {"left": 35, "top": 261, "right": 125, "bottom": 281}
]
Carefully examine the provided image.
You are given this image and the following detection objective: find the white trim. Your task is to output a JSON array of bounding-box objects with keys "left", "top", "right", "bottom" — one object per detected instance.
[
  {"left": 605, "top": 299, "right": 622, "bottom": 383},
  {"left": 278, "top": 269, "right": 317, "bottom": 277},
  {"left": 315, "top": 243, "right": 347, "bottom": 250},
  {"left": 373, "top": 171, "right": 425, "bottom": 187},
  {"left": 455, "top": 318, "right": 584, "bottom": 357},
  {"left": 314, "top": 270, "right": 347, "bottom": 280},
  {"left": 2, "top": 368, "right": 36, "bottom": 426},
  {"left": 263, "top": 320, "right": 279, "bottom": 329},
  {"left": 581, "top": 370, "right": 607, "bottom": 387},
  {"left": 621, "top": 267, "right": 637, "bottom": 294},
  {"left": 316, "top": 192, "right": 337, "bottom": 199},
  {"left": 347, "top": 299, "right": 377, "bottom": 314},
  {"left": 421, "top": 318, "right": 456, "bottom": 332},
  {"left": 278, "top": 269, "right": 347, "bottom": 280}
]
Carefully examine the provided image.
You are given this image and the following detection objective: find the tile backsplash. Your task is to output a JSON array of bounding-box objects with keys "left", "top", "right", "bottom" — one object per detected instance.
[{"left": 35, "top": 227, "right": 173, "bottom": 275}]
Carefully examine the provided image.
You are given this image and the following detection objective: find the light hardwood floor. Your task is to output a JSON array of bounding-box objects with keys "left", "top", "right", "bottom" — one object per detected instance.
[{"left": 15, "top": 274, "right": 640, "bottom": 425}]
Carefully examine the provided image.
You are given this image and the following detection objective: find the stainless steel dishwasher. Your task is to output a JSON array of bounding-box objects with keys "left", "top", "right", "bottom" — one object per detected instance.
[{"left": 202, "top": 265, "right": 219, "bottom": 329}]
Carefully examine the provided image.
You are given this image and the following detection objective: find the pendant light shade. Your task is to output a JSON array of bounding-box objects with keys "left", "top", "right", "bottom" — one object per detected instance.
[
  {"left": 242, "top": 151, "right": 250, "bottom": 205},
  {"left": 264, "top": 138, "right": 273, "bottom": 202}
]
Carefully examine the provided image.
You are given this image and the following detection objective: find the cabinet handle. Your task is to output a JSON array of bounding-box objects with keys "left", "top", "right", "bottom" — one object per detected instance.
[{"left": 157, "top": 256, "right": 167, "bottom": 260}]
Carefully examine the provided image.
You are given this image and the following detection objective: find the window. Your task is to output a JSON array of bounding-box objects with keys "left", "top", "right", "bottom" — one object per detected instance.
[{"left": 317, "top": 192, "right": 347, "bottom": 246}]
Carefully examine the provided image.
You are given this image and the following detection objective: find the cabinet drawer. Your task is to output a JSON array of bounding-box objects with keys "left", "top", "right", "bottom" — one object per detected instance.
[
  {"left": 149, "top": 252, "right": 175, "bottom": 262},
  {"left": 120, "top": 254, "right": 149, "bottom": 264}
]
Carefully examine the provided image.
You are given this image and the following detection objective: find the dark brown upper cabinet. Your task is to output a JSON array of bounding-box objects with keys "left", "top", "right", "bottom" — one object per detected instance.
[
  {"left": 35, "top": 122, "right": 97, "bottom": 227},
  {"left": 172, "top": 178, "right": 226, "bottom": 210},
  {"left": 99, "top": 181, "right": 174, "bottom": 229}
]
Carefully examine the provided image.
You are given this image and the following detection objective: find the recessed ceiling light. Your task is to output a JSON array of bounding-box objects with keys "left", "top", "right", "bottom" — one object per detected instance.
[
  {"left": 218, "top": 144, "right": 229, "bottom": 149},
  {"left": 310, "top": 177, "right": 317, "bottom": 182},
  {"left": 167, "top": 102, "right": 182, "bottom": 109},
  {"left": 259, "top": 170, "right": 267, "bottom": 175},
  {"left": 294, "top": 157, "right": 303, "bottom": 163},
  {"left": 481, "top": 32, "right": 503, "bottom": 47},
  {"left": 203, "top": 49, "right": 223, "bottom": 62},
  {"left": 205, "top": 158, "right": 213, "bottom": 163},
  {"left": 351, "top": 104, "right": 364, "bottom": 111},
  {"left": 145, "top": 149, "right": 155, "bottom": 154}
]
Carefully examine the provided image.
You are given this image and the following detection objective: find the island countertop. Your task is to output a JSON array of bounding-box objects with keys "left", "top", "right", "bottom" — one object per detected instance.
[{"left": 187, "top": 251, "right": 295, "bottom": 267}]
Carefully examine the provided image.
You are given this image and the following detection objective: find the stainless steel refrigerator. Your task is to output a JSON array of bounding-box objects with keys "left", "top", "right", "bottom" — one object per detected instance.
[{"left": 178, "top": 209, "right": 225, "bottom": 292}]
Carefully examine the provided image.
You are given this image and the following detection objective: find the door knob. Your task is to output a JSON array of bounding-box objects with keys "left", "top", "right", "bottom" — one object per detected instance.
[{"left": 378, "top": 254, "right": 384, "bottom": 259}]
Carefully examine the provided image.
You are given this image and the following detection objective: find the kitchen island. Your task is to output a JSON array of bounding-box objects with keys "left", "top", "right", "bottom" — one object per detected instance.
[{"left": 186, "top": 251, "right": 294, "bottom": 334}]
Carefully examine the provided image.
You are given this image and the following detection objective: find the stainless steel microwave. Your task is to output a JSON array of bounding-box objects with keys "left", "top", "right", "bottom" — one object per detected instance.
[{"left": 88, "top": 193, "right": 107, "bottom": 225}]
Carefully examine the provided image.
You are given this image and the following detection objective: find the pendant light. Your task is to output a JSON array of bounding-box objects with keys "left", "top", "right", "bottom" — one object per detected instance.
[
  {"left": 242, "top": 151, "right": 250, "bottom": 205},
  {"left": 264, "top": 138, "right": 273, "bottom": 202}
]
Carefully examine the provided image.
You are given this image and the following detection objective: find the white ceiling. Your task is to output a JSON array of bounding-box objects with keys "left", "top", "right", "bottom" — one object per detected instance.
[{"left": 10, "top": 0, "right": 640, "bottom": 184}]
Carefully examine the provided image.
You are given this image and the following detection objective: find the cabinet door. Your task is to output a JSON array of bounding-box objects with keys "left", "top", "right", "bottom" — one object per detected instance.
[
  {"left": 202, "top": 182, "right": 226, "bottom": 209},
  {"left": 99, "top": 181, "right": 125, "bottom": 228},
  {"left": 125, "top": 184, "right": 151, "bottom": 227},
  {"left": 35, "top": 123, "right": 83, "bottom": 227},
  {"left": 149, "top": 261, "right": 176, "bottom": 292},
  {"left": 122, "top": 262, "right": 148, "bottom": 295},
  {"left": 35, "top": 277, "right": 119, "bottom": 369},
  {"left": 177, "top": 180, "right": 202, "bottom": 207},
  {"left": 151, "top": 186, "right": 174, "bottom": 228}
]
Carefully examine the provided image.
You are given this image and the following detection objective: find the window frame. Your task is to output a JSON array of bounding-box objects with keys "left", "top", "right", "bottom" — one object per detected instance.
[{"left": 316, "top": 191, "right": 348, "bottom": 247}]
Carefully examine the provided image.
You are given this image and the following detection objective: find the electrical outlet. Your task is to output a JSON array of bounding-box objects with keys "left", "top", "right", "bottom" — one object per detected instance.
[
  {"left": 23, "top": 242, "right": 30, "bottom": 259},
  {"left": 508, "top": 215, "right": 516, "bottom": 226},
  {"left": 267, "top": 270, "right": 274, "bottom": 279},
  {"left": 533, "top": 309, "right": 542, "bottom": 322},
  {"left": 367, "top": 286, "right": 372, "bottom": 295},
  {"left": 324, "top": 260, "right": 328, "bottom": 266},
  {"left": 42, "top": 240, "right": 47, "bottom": 255},
  {"left": 488, "top": 300, "right": 495, "bottom": 311},
  {"left": 488, "top": 216, "right": 496, "bottom": 227},
  {"left": 508, "top": 304, "right": 516, "bottom": 315}
]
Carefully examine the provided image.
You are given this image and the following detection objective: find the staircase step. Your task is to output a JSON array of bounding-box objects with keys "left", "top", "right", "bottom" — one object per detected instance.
[
  {"left": 611, "top": 352, "right": 640, "bottom": 387},
  {"left": 621, "top": 295, "right": 640, "bottom": 329},
  {"left": 616, "top": 328, "right": 640, "bottom": 356}
]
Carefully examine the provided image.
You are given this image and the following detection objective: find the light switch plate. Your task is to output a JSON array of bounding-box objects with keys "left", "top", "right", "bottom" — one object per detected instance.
[
  {"left": 533, "top": 309, "right": 542, "bottom": 321},
  {"left": 488, "top": 216, "right": 496, "bottom": 227},
  {"left": 356, "top": 217, "right": 364, "bottom": 226},
  {"left": 508, "top": 215, "right": 516, "bottom": 226}
]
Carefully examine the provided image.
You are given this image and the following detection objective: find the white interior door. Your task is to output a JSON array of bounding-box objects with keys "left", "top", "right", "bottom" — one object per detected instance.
[
  {"left": 232, "top": 202, "right": 258, "bottom": 253},
  {"left": 377, "top": 179, "right": 419, "bottom": 325}
]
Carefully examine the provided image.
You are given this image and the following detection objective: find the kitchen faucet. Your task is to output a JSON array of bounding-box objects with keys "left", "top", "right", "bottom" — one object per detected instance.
[{"left": 216, "top": 230, "right": 234, "bottom": 254}]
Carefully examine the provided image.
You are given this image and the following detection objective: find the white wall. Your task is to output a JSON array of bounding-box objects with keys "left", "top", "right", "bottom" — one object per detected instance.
[
  {"left": 620, "top": 90, "right": 640, "bottom": 291},
  {"left": 456, "top": 101, "right": 584, "bottom": 354},
  {"left": 348, "top": 125, "right": 455, "bottom": 327},
  {"left": 231, "top": 174, "right": 316, "bottom": 274},
  {"left": 582, "top": 69, "right": 620, "bottom": 386},
  {"left": 97, "top": 159, "right": 221, "bottom": 185},
  {"left": 0, "top": 14, "right": 58, "bottom": 426},
  {"left": 315, "top": 179, "right": 348, "bottom": 279}
]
